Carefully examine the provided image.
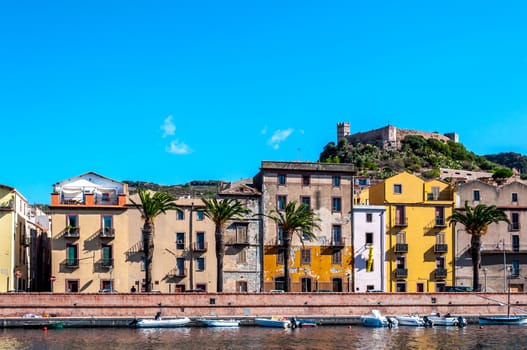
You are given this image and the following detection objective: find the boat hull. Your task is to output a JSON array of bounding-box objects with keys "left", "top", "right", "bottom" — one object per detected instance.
[
  {"left": 132, "top": 317, "right": 191, "bottom": 328},
  {"left": 395, "top": 315, "right": 431, "bottom": 327},
  {"left": 479, "top": 316, "right": 527, "bottom": 325},
  {"left": 198, "top": 319, "right": 240, "bottom": 327},
  {"left": 254, "top": 318, "right": 291, "bottom": 328},
  {"left": 428, "top": 316, "right": 467, "bottom": 327}
]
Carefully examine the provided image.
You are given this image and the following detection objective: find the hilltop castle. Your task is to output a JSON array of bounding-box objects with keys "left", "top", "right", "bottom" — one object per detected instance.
[{"left": 337, "top": 122, "right": 458, "bottom": 151}]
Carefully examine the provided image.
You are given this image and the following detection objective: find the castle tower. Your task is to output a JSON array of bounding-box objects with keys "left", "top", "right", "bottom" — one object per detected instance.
[{"left": 337, "top": 122, "right": 350, "bottom": 142}]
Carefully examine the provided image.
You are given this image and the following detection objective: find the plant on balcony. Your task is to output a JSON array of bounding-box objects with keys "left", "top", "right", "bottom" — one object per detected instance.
[
  {"left": 202, "top": 197, "right": 251, "bottom": 292},
  {"left": 262, "top": 201, "right": 320, "bottom": 292},
  {"left": 131, "top": 188, "right": 180, "bottom": 292},
  {"left": 447, "top": 201, "right": 510, "bottom": 292}
]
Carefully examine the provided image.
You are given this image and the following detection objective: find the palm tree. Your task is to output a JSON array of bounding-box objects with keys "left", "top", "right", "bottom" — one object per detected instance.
[
  {"left": 263, "top": 201, "right": 320, "bottom": 292},
  {"left": 131, "top": 188, "right": 180, "bottom": 292},
  {"left": 447, "top": 201, "right": 510, "bottom": 292},
  {"left": 202, "top": 197, "right": 251, "bottom": 292}
]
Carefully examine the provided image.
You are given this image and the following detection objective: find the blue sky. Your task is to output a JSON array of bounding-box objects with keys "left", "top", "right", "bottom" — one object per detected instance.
[{"left": 2, "top": 1, "right": 527, "bottom": 204}]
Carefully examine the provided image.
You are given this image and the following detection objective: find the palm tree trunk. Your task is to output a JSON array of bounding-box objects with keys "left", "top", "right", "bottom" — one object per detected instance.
[
  {"left": 215, "top": 226, "right": 225, "bottom": 292},
  {"left": 471, "top": 235, "right": 481, "bottom": 292},
  {"left": 142, "top": 222, "right": 154, "bottom": 292},
  {"left": 283, "top": 237, "right": 291, "bottom": 292}
]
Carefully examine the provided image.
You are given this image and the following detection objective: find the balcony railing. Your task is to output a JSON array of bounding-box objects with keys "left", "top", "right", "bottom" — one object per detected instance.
[
  {"left": 395, "top": 243, "right": 408, "bottom": 253},
  {"left": 101, "top": 258, "right": 114, "bottom": 267},
  {"left": 435, "top": 217, "right": 447, "bottom": 227},
  {"left": 328, "top": 237, "right": 346, "bottom": 249},
  {"left": 395, "top": 268, "right": 408, "bottom": 278},
  {"left": 435, "top": 267, "right": 447, "bottom": 279},
  {"left": 100, "top": 227, "right": 115, "bottom": 238},
  {"left": 225, "top": 236, "right": 249, "bottom": 246},
  {"left": 64, "top": 227, "right": 80, "bottom": 238},
  {"left": 65, "top": 258, "right": 79, "bottom": 268},
  {"left": 481, "top": 243, "right": 527, "bottom": 253},
  {"left": 434, "top": 244, "right": 448, "bottom": 253},
  {"left": 193, "top": 242, "right": 208, "bottom": 252},
  {"left": 394, "top": 218, "right": 408, "bottom": 227},
  {"left": 509, "top": 222, "right": 521, "bottom": 231},
  {"left": 168, "top": 267, "right": 187, "bottom": 277}
]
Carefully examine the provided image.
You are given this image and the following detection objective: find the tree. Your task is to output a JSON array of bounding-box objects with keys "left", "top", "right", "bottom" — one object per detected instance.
[
  {"left": 131, "top": 188, "right": 180, "bottom": 292},
  {"left": 263, "top": 201, "right": 320, "bottom": 292},
  {"left": 202, "top": 197, "right": 251, "bottom": 292},
  {"left": 447, "top": 202, "right": 510, "bottom": 291}
]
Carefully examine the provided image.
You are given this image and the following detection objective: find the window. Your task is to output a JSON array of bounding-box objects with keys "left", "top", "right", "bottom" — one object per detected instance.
[
  {"left": 278, "top": 174, "right": 286, "bottom": 185},
  {"left": 366, "top": 213, "right": 373, "bottom": 222},
  {"left": 332, "top": 278, "right": 343, "bottom": 292},
  {"left": 396, "top": 282, "right": 406, "bottom": 292},
  {"left": 196, "top": 283, "right": 207, "bottom": 292},
  {"left": 196, "top": 257, "right": 205, "bottom": 271},
  {"left": 435, "top": 282, "right": 446, "bottom": 292},
  {"left": 66, "top": 244, "right": 78, "bottom": 267},
  {"left": 195, "top": 232, "right": 206, "bottom": 250},
  {"left": 430, "top": 186, "right": 440, "bottom": 200},
  {"left": 512, "top": 193, "right": 518, "bottom": 202},
  {"left": 301, "top": 249, "right": 311, "bottom": 264},
  {"left": 396, "top": 231, "right": 406, "bottom": 244},
  {"left": 177, "top": 211, "right": 184, "bottom": 220},
  {"left": 277, "top": 195, "right": 287, "bottom": 210},
  {"left": 513, "top": 235, "right": 520, "bottom": 252},
  {"left": 196, "top": 210, "right": 204, "bottom": 221},
  {"left": 176, "top": 257, "right": 185, "bottom": 275},
  {"left": 332, "top": 250, "right": 342, "bottom": 265},
  {"left": 512, "top": 260, "right": 520, "bottom": 277},
  {"left": 393, "top": 184, "right": 402, "bottom": 194},
  {"left": 435, "top": 207, "right": 445, "bottom": 226},
  {"left": 473, "top": 190, "right": 480, "bottom": 201},
  {"left": 274, "top": 277, "right": 285, "bottom": 291},
  {"left": 333, "top": 176, "right": 341, "bottom": 187},
  {"left": 395, "top": 205, "right": 406, "bottom": 226},
  {"left": 366, "top": 232, "right": 373, "bottom": 245},
  {"left": 436, "top": 256, "right": 445, "bottom": 268},
  {"left": 66, "top": 215, "right": 79, "bottom": 235},
  {"left": 66, "top": 280, "right": 79, "bottom": 293},
  {"left": 237, "top": 248, "right": 247, "bottom": 264},
  {"left": 101, "top": 244, "right": 113, "bottom": 267},
  {"left": 301, "top": 277, "right": 312, "bottom": 292},
  {"left": 332, "top": 197, "right": 342, "bottom": 212},
  {"left": 396, "top": 256, "right": 406, "bottom": 269},
  {"left": 176, "top": 232, "right": 185, "bottom": 250},
  {"left": 332, "top": 225, "right": 342, "bottom": 244},
  {"left": 277, "top": 226, "right": 284, "bottom": 244},
  {"left": 235, "top": 223, "right": 248, "bottom": 243},
  {"left": 301, "top": 196, "right": 311, "bottom": 210},
  {"left": 511, "top": 213, "right": 520, "bottom": 230},
  {"left": 102, "top": 215, "right": 113, "bottom": 236},
  {"left": 236, "top": 281, "right": 248, "bottom": 292},
  {"left": 416, "top": 283, "right": 425, "bottom": 293},
  {"left": 302, "top": 175, "right": 310, "bottom": 186},
  {"left": 436, "top": 231, "right": 445, "bottom": 244}
]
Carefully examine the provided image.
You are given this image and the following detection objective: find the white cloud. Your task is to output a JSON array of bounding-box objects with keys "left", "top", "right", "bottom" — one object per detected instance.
[
  {"left": 166, "top": 140, "right": 191, "bottom": 155},
  {"left": 161, "top": 115, "right": 176, "bottom": 137},
  {"left": 267, "top": 128, "right": 294, "bottom": 149},
  {"left": 261, "top": 126, "right": 268, "bottom": 135}
]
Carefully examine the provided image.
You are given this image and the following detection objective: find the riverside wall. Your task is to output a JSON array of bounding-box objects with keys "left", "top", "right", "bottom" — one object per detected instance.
[{"left": 1, "top": 292, "right": 526, "bottom": 319}]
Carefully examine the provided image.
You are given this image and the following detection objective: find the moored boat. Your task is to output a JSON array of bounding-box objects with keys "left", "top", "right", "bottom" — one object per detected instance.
[
  {"left": 290, "top": 317, "right": 317, "bottom": 328},
  {"left": 428, "top": 313, "right": 467, "bottom": 327},
  {"left": 361, "top": 310, "right": 398, "bottom": 328},
  {"left": 479, "top": 315, "right": 527, "bottom": 325},
  {"left": 395, "top": 314, "right": 432, "bottom": 327},
  {"left": 130, "top": 312, "right": 191, "bottom": 328},
  {"left": 198, "top": 319, "right": 240, "bottom": 327},
  {"left": 254, "top": 317, "right": 291, "bottom": 328}
]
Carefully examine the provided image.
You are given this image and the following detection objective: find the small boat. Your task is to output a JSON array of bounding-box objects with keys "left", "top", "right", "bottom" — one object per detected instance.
[
  {"left": 198, "top": 319, "right": 240, "bottom": 327},
  {"left": 130, "top": 312, "right": 191, "bottom": 328},
  {"left": 428, "top": 313, "right": 467, "bottom": 327},
  {"left": 254, "top": 317, "right": 291, "bottom": 328},
  {"left": 290, "top": 317, "right": 317, "bottom": 328},
  {"left": 23, "top": 320, "right": 64, "bottom": 329},
  {"left": 361, "top": 310, "right": 398, "bottom": 328},
  {"left": 395, "top": 314, "right": 432, "bottom": 327},
  {"left": 479, "top": 315, "right": 527, "bottom": 325}
]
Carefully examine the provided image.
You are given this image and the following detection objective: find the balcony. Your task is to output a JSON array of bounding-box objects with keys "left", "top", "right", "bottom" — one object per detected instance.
[
  {"left": 435, "top": 267, "right": 447, "bottom": 279},
  {"left": 101, "top": 258, "right": 114, "bottom": 268},
  {"left": 22, "top": 234, "right": 30, "bottom": 246},
  {"left": 326, "top": 237, "right": 346, "bottom": 249},
  {"left": 100, "top": 227, "right": 115, "bottom": 239},
  {"left": 509, "top": 222, "right": 521, "bottom": 231},
  {"left": 225, "top": 235, "right": 249, "bottom": 246},
  {"left": 193, "top": 242, "right": 208, "bottom": 252},
  {"left": 395, "top": 268, "right": 408, "bottom": 278},
  {"left": 395, "top": 243, "right": 408, "bottom": 253},
  {"left": 64, "top": 227, "right": 80, "bottom": 239},
  {"left": 168, "top": 267, "right": 187, "bottom": 277},
  {"left": 65, "top": 258, "right": 79, "bottom": 268},
  {"left": 434, "top": 217, "right": 447, "bottom": 227},
  {"left": 434, "top": 244, "right": 448, "bottom": 253},
  {"left": 394, "top": 217, "right": 408, "bottom": 227},
  {"left": 481, "top": 243, "right": 527, "bottom": 254}
]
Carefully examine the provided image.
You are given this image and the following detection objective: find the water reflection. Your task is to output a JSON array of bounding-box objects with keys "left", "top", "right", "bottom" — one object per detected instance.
[{"left": 0, "top": 325, "right": 527, "bottom": 349}]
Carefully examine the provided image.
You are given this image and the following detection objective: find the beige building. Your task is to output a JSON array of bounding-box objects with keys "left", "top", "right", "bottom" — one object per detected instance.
[
  {"left": 455, "top": 179, "right": 527, "bottom": 292},
  {"left": 254, "top": 161, "right": 355, "bottom": 292}
]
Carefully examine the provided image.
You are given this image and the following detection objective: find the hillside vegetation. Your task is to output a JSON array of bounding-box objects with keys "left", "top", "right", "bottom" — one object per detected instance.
[{"left": 319, "top": 135, "right": 527, "bottom": 180}]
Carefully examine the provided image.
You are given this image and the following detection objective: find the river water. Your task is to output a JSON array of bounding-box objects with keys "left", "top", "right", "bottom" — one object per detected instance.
[{"left": 0, "top": 325, "right": 525, "bottom": 350}]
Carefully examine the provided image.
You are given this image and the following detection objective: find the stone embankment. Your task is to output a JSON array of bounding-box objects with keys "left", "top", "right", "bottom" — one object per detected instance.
[{"left": 1, "top": 292, "right": 525, "bottom": 327}]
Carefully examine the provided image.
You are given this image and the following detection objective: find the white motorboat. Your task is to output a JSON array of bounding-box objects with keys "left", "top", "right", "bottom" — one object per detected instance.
[
  {"left": 361, "top": 310, "right": 398, "bottom": 328},
  {"left": 395, "top": 314, "right": 432, "bottom": 327},
  {"left": 428, "top": 313, "right": 467, "bottom": 327},
  {"left": 198, "top": 319, "right": 240, "bottom": 327},
  {"left": 130, "top": 312, "right": 191, "bottom": 328},
  {"left": 254, "top": 317, "right": 291, "bottom": 328}
]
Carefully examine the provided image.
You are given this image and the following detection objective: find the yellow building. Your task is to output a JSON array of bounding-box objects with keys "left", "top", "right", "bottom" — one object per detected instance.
[
  {"left": 254, "top": 161, "right": 355, "bottom": 292},
  {"left": 369, "top": 172, "right": 455, "bottom": 292}
]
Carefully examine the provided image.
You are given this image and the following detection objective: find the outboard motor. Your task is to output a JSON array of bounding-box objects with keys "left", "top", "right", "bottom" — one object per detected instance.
[
  {"left": 457, "top": 316, "right": 467, "bottom": 328},
  {"left": 423, "top": 316, "right": 433, "bottom": 328},
  {"left": 155, "top": 311, "right": 162, "bottom": 320},
  {"left": 290, "top": 317, "right": 298, "bottom": 329}
]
